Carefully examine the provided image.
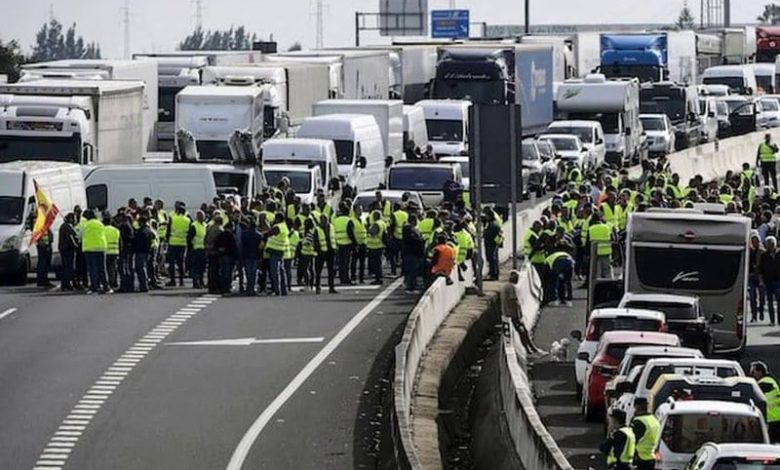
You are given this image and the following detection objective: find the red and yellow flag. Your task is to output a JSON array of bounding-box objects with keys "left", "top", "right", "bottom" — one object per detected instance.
[{"left": 30, "top": 179, "right": 59, "bottom": 245}]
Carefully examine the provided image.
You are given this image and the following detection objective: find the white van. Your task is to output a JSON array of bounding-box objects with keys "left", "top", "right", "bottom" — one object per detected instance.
[
  {"left": 386, "top": 161, "right": 462, "bottom": 207},
  {"left": 750, "top": 63, "right": 776, "bottom": 94},
  {"left": 83, "top": 163, "right": 259, "bottom": 214},
  {"left": 544, "top": 120, "right": 606, "bottom": 170},
  {"left": 702, "top": 65, "right": 759, "bottom": 96},
  {"left": 261, "top": 138, "right": 340, "bottom": 192},
  {"left": 263, "top": 164, "right": 323, "bottom": 206},
  {"left": 0, "top": 161, "right": 86, "bottom": 284},
  {"left": 417, "top": 100, "right": 471, "bottom": 157},
  {"left": 296, "top": 114, "right": 385, "bottom": 192},
  {"left": 655, "top": 400, "right": 769, "bottom": 470},
  {"left": 402, "top": 104, "right": 429, "bottom": 151}
]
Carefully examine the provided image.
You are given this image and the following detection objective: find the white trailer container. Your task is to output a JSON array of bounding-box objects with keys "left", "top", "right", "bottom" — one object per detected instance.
[
  {"left": 312, "top": 99, "right": 404, "bottom": 163},
  {"left": 201, "top": 63, "right": 331, "bottom": 125},
  {"left": 20, "top": 59, "right": 159, "bottom": 152},
  {"left": 572, "top": 32, "right": 602, "bottom": 77},
  {"left": 665, "top": 30, "right": 698, "bottom": 85},
  {"left": 267, "top": 50, "right": 391, "bottom": 100},
  {"left": 175, "top": 85, "right": 270, "bottom": 160},
  {"left": 0, "top": 79, "right": 144, "bottom": 165},
  {"left": 519, "top": 35, "right": 575, "bottom": 81}
]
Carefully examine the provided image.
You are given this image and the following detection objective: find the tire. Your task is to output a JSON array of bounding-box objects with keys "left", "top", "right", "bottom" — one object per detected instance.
[
  {"left": 11, "top": 257, "right": 28, "bottom": 286},
  {"left": 575, "top": 383, "right": 582, "bottom": 402}
]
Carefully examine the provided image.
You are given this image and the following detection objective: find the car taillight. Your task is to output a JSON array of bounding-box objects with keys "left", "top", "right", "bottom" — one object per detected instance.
[
  {"left": 737, "top": 299, "right": 744, "bottom": 340},
  {"left": 585, "top": 324, "right": 597, "bottom": 341}
]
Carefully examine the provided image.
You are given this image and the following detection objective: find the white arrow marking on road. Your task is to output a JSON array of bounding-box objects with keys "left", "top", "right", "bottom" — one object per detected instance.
[
  {"left": 0, "top": 308, "right": 18, "bottom": 321},
  {"left": 167, "top": 337, "right": 325, "bottom": 346}
]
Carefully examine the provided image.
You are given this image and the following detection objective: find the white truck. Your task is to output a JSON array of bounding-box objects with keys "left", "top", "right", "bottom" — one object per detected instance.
[
  {"left": 201, "top": 63, "right": 331, "bottom": 126},
  {"left": 175, "top": 85, "right": 272, "bottom": 161},
  {"left": 133, "top": 51, "right": 262, "bottom": 150},
  {"left": 261, "top": 138, "right": 340, "bottom": 193},
  {"left": 265, "top": 50, "right": 391, "bottom": 100},
  {"left": 312, "top": 99, "right": 404, "bottom": 164},
  {"left": 19, "top": 59, "right": 159, "bottom": 152},
  {"left": 556, "top": 74, "right": 643, "bottom": 167},
  {"left": 0, "top": 79, "right": 145, "bottom": 165},
  {"left": 571, "top": 32, "right": 602, "bottom": 77},
  {"left": 519, "top": 35, "right": 576, "bottom": 81}
]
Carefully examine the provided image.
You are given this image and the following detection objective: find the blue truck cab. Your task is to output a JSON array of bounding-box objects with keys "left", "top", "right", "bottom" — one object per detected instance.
[{"left": 600, "top": 34, "right": 669, "bottom": 83}]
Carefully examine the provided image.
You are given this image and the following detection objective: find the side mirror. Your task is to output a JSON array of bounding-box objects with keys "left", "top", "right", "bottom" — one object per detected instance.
[
  {"left": 570, "top": 330, "right": 583, "bottom": 342},
  {"left": 358, "top": 156, "right": 368, "bottom": 169},
  {"left": 710, "top": 313, "right": 725, "bottom": 325},
  {"left": 708, "top": 111, "right": 716, "bottom": 117},
  {"left": 596, "top": 138, "right": 604, "bottom": 145},
  {"left": 577, "top": 351, "right": 590, "bottom": 362},
  {"left": 378, "top": 182, "right": 387, "bottom": 190},
  {"left": 384, "top": 156, "right": 394, "bottom": 168}
]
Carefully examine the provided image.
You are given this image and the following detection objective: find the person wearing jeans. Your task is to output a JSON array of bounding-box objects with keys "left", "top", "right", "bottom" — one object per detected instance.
[
  {"left": 547, "top": 251, "right": 575, "bottom": 306},
  {"left": 750, "top": 233, "right": 766, "bottom": 322},
  {"left": 132, "top": 216, "right": 155, "bottom": 292},
  {"left": 401, "top": 215, "right": 425, "bottom": 294},
  {"left": 264, "top": 214, "right": 289, "bottom": 296},
  {"left": 759, "top": 236, "right": 780, "bottom": 325}
]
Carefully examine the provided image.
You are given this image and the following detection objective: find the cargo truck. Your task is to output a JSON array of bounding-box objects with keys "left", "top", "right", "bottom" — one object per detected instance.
[
  {"left": 133, "top": 51, "right": 262, "bottom": 150},
  {"left": 265, "top": 50, "right": 391, "bottom": 100},
  {"left": 599, "top": 31, "right": 697, "bottom": 84},
  {"left": 519, "top": 35, "right": 576, "bottom": 81},
  {"left": 572, "top": 32, "right": 603, "bottom": 78},
  {"left": 556, "top": 74, "right": 643, "bottom": 166},
  {"left": 0, "top": 79, "right": 144, "bottom": 164},
  {"left": 201, "top": 63, "right": 330, "bottom": 127},
  {"left": 19, "top": 59, "right": 158, "bottom": 152},
  {"left": 429, "top": 44, "right": 554, "bottom": 136},
  {"left": 756, "top": 26, "right": 780, "bottom": 63}
]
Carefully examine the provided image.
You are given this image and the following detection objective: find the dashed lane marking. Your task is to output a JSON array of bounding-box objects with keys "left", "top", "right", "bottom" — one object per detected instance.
[
  {"left": 0, "top": 307, "right": 18, "bottom": 321},
  {"left": 31, "top": 295, "right": 218, "bottom": 470}
]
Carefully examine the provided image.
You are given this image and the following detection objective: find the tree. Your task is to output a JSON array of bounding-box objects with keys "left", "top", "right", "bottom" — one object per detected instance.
[
  {"left": 287, "top": 42, "right": 302, "bottom": 52},
  {"left": 178, "top": 26, "right": 259, "bottom": 51},
  {"left": 0, "top": 39, "right": 26, "bottom": 82},
  {"left": 31, "top": 18, "right": 101, "bottom": 62},
  {"left": 757, "top": 3, "right": 780, "bottom": 24},
  {"left": 675, "top": 6, "right": 696, "bottom": 30}
]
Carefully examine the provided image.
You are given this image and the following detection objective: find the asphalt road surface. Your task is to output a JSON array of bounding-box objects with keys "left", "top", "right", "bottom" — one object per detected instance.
[{"left": 0, "top": 277, "right": 416, "bottom": 470}]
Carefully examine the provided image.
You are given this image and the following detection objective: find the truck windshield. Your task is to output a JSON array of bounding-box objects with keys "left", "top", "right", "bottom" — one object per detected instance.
[
  {"left": 433, "top": 80, "right": 505, "bottom": 104},
  {"left": 639, "top": 97, "right": 686, "bottom": 123},
  {"left": 389, "top": 167, "right": 453, "bottom": 191},
  {"left": 159, "top": 87, "right": 180, "bottom": 122},
  {"left": 662, "top": 413, "right": 764, "bottom": 453},
  {"left": 0, "top": 136, "right": 82, "bottom": 163},
  {"left": 213, "top": 172, "right": 249, "bottom": 196},
  {"left": 703, "top": 77, "right": 746, "bottom": 94},
  {"left": 601, "top": 65, "right": 662, "bottom": 83},
  {"left": 332, "top": 140, "right": 354, "bottom": 165},
  {"left": 633, "top": 246, "right": 742, "bottom": 291},
  {"left": 0, "top": 196, "right": 24, "bottom": 225},
  {"left": 640, "top": 117, "right": 665, "bottom": 131},
  {"left": 597, "top": 113, "right": 620, "bottom": 133},
  {"left": 265, "top": 171, "right": 311, "bottom": 193},
  {"left": 426, "top": 120, "right": 464, "bottom": 142},
  {"left": 196, "top": 140, "right": 232, "bottom": 160}
]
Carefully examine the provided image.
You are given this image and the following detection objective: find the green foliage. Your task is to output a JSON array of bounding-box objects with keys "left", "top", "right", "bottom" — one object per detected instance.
[
  {"left": 178, "top": 26, "right": 259, "bottom": 51},
  {"left": 31, "top": 19, "right": 101, "bottom": 62},
  {"left": 675, "top": 7, "right": 696, "bottom": 30},
  {"left": 758, "top": 3, "right": 780, "bottom": 24},
  {"left": 0, "top": 39, "right": 26, "bottom": 82}
]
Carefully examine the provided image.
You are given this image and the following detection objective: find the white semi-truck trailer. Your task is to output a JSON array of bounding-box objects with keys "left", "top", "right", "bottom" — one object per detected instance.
[
  {"left": 0, "top": 79, "right": 145, "bottom": 165},
  {"left": 19, "top": 59, "right": 158, "bottom": 152}
]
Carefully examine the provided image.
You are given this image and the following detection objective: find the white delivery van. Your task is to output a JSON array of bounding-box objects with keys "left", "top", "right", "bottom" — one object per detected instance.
[
  {"left": 386, "top": 161, "right": 462, "bottom": 207},
  {"left": 312, "top": 99, "right": 404, "bottom": 164},
  {"left": 402, "top": 104, "right": 429, "bottom": 151},
  {"left": 417, "top": 100, "right": 471, "bottom": 157},
  {"left": 702, "top": 65, "right": 758, "bottom": 96},
  {"left": 261, "top": 138, "right": 340, "bottom": 192},
  {"left": 296, "top": 114, "right": 385, "bottom": 192},
  {"left": 83, "top": 163, "right": 259, "bottom": 214},
  {"left": 0, "top": 161, "right": 86, "bottom": 285},
  {"left": 750, "top": 63, "right": 776, "bottom": 94},
  {"left": 264, "top": 164, "right": 323, "bottom": 206}
]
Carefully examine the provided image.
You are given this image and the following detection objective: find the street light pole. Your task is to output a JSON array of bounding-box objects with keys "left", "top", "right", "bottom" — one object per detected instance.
[{"left": 525, "top": 0, "right": 530, "bottom": 34}]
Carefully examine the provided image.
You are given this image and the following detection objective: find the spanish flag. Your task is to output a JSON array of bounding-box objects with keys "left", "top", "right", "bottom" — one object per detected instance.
[{"left": 30, "top": 179, "right": 59, "bottom": 245}]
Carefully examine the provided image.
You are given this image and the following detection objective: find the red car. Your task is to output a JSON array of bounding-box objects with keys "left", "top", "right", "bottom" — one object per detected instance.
[{"left": 582, "top": 331, "right": 680, "bottom": 422}]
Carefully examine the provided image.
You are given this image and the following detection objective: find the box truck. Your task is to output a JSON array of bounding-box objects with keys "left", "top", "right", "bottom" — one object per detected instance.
[
  {"left": 519, "top": 35, "right": 576, "bottom": 81},
  {"left": 0, "top": 79, "right": 145, "bottom": 164},
  {"left": 0, "top": 161, "right": 86, "bottom": 285},
  {"left": 599, "top": 31, "right": 697, "bottom": 84},
  {"left": 201, "top": 63, "right": 330, "bottom": 126},
  {"left": 19, "top": 59, "right": 158, "bottom": 152}
]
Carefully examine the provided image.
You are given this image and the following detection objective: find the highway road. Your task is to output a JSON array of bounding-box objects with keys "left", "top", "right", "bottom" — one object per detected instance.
[
  {"left": 0, "top": 278, "right": 416, "bottom": 470},
  {"left": 530, "top": 286, "right": 780, "bottom": 470}
]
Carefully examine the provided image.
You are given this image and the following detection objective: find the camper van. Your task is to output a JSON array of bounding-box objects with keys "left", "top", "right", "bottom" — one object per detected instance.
[{"left": 0, "top": 161, "right": 86, "bottom": 285}]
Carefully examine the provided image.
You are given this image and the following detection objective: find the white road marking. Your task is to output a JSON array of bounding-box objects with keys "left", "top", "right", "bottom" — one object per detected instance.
[
  {"left": 31, "top": 295, "right": 217, "bottom": 470},
  {"left": 290, "top": 285, "right": 381, "bottom": 293},
  {"left": 168, "top": 337, "right": 326, "bottom": 347},
  {"left": 225, "top": 278, "right": 403, "bottom": 470},
  {"left": 0, "top": 307, "right": 18, "bottom": 321}
]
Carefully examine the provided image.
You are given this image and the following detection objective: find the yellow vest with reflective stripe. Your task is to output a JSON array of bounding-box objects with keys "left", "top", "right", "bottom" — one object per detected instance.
[
  {"left": 393, "top": 210, "right": 408, "bottom": 239},
  {"left": 366, "top": 220, "right": 386, "bottom": 250},
  {"left": 588, "top": 223, "right": 612, "bottom": 256},
  {"left": 169, "top": 214, "right": 190, "bottom": 247},
  {"left": 192, "top": 221, "right": 206, "bottom": 250},
  {"left": 266, "top": 223, "right": 290, "bottom": 253},
  {"left": 522, "top": 229, "right": 545, "bottom": 264},
  {"left": 601, "top": 203, "right": 618, "bottom": 227},
  {"left": 333, "top": 216, "right": 352, "bottom": 246},
  {"left": 104, "top": 226, "right": 120, "bottom": 255},
  {"left": 632, "top": 414, "right": 660, "bottom": 461},
  {"left": 285, "top": 230, "right": 300, "bottom": 260},
  {"left": 82, "top": 219, "right": 107, "bottom": 253},
  {"left": 545, "top": 251, "right": 573, "bottom": 268},
  {"left": 760, "top": 143, "right": 777, "bottom": 163},
  {"left": 157, "top": 212, "right": 168, "bottom": 238},
  {"left": 418, "top": 218, "right": 435, "bottom": 242},
  {"left": 351, "top": 215, "right": 367, "bottom": 245},
  {"left": 760, "top": 376, "right": 780, "bottom": 423},
  {"left": 316, "top": 227, "right": 330, "bottom": 252},
  {"left": 607, "top": 427, "right": 636, "bottom": 465},
  {"left": 454, "top": 230, "right": 474, "bottom": 264},
  {"left": 301, "top": 230, "right": 317, "bottom": 256}
]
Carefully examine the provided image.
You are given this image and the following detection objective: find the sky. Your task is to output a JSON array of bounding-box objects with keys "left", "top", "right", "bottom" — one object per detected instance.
[{"left": 0, "top": 0, "right": 774, "bottom": 58}]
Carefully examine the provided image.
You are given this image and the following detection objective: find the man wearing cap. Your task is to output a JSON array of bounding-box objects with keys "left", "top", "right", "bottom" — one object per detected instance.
[{"left": 751, "top": 361, "right": 780, "bottom": 442}]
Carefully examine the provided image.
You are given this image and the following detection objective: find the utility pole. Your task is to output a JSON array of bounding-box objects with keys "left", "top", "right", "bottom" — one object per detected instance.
[
  {"left": 121, "top": 0, "right": 131, "bottom": 59},
  {"left": 316, "top": 0, "right": 324, "bottom": 49},
  {"left": 724, "top": 0, "right": 731, "bottom": 27},
  {"left": 525, "top": 0, "right": 530, "bottom": 34},
  {"left": 193, "top": 0, "right": 204, "bottom": 30}
]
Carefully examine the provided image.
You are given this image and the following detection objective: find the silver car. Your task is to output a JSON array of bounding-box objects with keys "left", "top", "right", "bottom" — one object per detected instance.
[
  {"left": 640, "top": 114, "right": 675, "bottom": 157},
  {"left": 760, "top": 96, "right": 780, "bottom": 128}
]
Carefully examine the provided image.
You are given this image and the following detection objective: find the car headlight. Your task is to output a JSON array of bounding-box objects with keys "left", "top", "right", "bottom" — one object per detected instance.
[{"left": 1, "top": 235, "right": 19, "bottom": 252}]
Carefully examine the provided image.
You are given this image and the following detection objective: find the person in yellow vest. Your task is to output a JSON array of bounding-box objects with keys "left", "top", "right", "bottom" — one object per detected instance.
[
  {"left": 286, "top": 197, "right": 300, "bottom": 224},
  {"left": 546, "top": 251, "right": 575, "bottom": 306},
  {"left": 750, "top": 361, "right": 780, "bottom": 442},
  {"left": 81, "top": 209, "right": 110, "bottom": 294},
  {"left": 373, "top": 191, "right": 393, "bottom": 221},
  {"left": 315, "top": 213, "right": 337, "bottom": 294},
  {"left": 757, "top": 133, "right": 779, "bottom": 188},
  {"left": 417, "top": 209, "right": 437, "bottom": 244},
  {"left": 188, "top": 210, "right": 208, "bottom": 289},
  {"left": 350, "top": 205, "right": 368, "bottom": 284},
  {"left": 154, "top": 199, "right": 169, "bottom": 276},
  {"left": 454, "top": 221, "right": 474, "bottom": 282},
  {"left": 587, "top": 213, "right": 615, "bottom": 280},
  {"left": 333, "top": 203, "right": 356, "bottom": 285},
  {"left": 522, "top": 220, "right": 546, "bottom": 277},
  {"left": 600, "top": 190, "right": 620, "bottom": 228},
  {"left": 264, "top": 212, "right": 290, "bottom": 296},
  {"left": 600, "top": 409, "right": 636, "bottom": 470},
  {"left": 103, "top": 213, "right": 121, "bottom": 290},
  {"left": 316, "top": 193, "right": 334, "bottom": 220},
  {"left": 285, "top": 220, "right": 300, "bottom": 289},
  {"left": 298, "top": 218, "right": 318, "bottom": 291},
  {"left": 631, "top": 401, "right": 661, "bottom": 470},
  {"left": 388, "top": 203, "right": 408, "bottom": 276},
  {"left": 366, "top": 210, "right": 387, "bottom": 285},
  {"left": 167, "top": 204, "right": 191, "bottom": 287}
]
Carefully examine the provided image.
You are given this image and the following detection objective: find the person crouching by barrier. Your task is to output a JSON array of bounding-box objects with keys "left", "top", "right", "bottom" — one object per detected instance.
[
  {"left": 430, "top": 233, "right": 457, "bottom": 285},
  {"left": 546, "top": 251, "right": 575, "bottom": 306}
]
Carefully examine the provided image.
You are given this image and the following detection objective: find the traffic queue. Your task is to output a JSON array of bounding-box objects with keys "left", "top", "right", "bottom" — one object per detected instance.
[
  {"left": 35, "top": 176, "right": 490, "bottom": 298},
  {"left": 518, "top": 134, "right": 780, "bottom": 469}
]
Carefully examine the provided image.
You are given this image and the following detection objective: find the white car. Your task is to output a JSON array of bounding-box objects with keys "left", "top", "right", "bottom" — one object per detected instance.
[
  {"left": 760, "top": 97, "right": 780, "bottom": 129},
  {"left": 439, "top": 156, "right": 470, "bottom": 188},
  {"left": 351, "top": 189, "right": 424, "bottom": 214},
  {"left": 655, "top": 400, "right": 769, "bottom": 470},
  {"left": 685, "top": 443, "right": 780, "bottom": 470},
  {"left": 574, "top": 308, "right": 666, "bottom": 397},
  {"left": 264, "top": 164, "right": 325, "bottom": 206},
  {"left": 545, "top": 120, "right": 606, "bottom": 169},
  {"left": 639, "top": 114, "right": 676, "bottom": 157},
  {"left": 537, "top": 134, "right": 590, "bottom": 170}
]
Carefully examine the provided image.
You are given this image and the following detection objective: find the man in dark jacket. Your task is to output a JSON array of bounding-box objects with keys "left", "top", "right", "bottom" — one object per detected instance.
[
  {"left": 133, "top": 216, "right": 155, "bottom": 292},
  {"left": 750, "top": 232, "right": 766, "bottom": 322},
  {"left": 402, "top": 214, "right": 425, "bottom": 294},
  {"left": 760, "top": 236, "right": 780, "bottom": 325},
  {"left": 240, "top": 217, "right": 263, "bottom": 296},
  {"left": 58, "top": 213, "right": 78, "bottom": 291},
  {"left": 214, "top": 221, "right": 239, "bottom": 295},
  {"left": 117, "top": 212, "right": 135, "bottom": 292}
]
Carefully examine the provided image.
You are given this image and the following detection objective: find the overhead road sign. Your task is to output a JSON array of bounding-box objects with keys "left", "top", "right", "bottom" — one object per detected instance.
[{"left": 431, "top": 10, "right": 470, "bottom": 39}]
